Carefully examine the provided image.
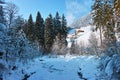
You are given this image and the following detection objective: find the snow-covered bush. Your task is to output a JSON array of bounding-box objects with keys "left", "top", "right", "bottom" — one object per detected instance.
[
  {"left": 52, "top": 36, "right": 68, "bottom": 55},
  {"left": 8, "top": 27, "right": 41, "bottom": 62},
  {"left": 1, "top": 25, "right": 41, "bottom": 65},
  {"left": 98, "top": 54, "right": 120, "bottom": 80},
  {"left": 88, "top": 32, "right": 100, "bottom": 56},
  {"left": 0, "top": 23, "right": 43, "bottom": 79}
]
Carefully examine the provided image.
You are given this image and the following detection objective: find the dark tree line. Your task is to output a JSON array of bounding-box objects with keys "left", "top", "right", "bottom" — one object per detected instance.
[
  {"left": 24, "top": 12, "right": 67, "bottom": 54},
  {"left": 0, "top": 0, "right": 68, "bottom": 54}
]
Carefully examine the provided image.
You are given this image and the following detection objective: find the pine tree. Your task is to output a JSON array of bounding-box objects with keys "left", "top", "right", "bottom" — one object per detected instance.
[
  {"left": 103, "top": 0, "right": 116, "bottom": 48},
  {"left": 23, "top": 20, "right": 28, "bottom": 34},
  {"left": 92, "top": 0, "right": 117, "bottom": 54},
  {"left": 26, "top": 14, "right": 34, "bottom": 41},
  {"left": 92, "top": 0, "right": 104, "bottom": 46},
  {"left": 114, "top": 0, "right": 120, "bottom": 31},
  {"left": 103, "top": 0, "right": 113, "bottom": 26},
  {"left": 53, "top": 17, "right": 57, "bottom": 39},
  {"left": 60, "top": 14, "right": 67, "bottom": 46},
  {"left": 44, "top": 14, "right": 54, "bottom": 53},
  {"left": 54, "top": 12, "right": 61, "bottom": 36},
  {"left": 114, "top": 0, "right": 120, "bottom": 21},
  {"left": 61, "top": 14, "right": 67, "bottom": 37},
  {"left": 35, "top": 11, "right": 44, "bottom": 48},
  {"left": 52, "top": 13, "right": 68, "bottom": 54},
  {"left": 49, "top": 14, "right": 55, "bottom": 39}
]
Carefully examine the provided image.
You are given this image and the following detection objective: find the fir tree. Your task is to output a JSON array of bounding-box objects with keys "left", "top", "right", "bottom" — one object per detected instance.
[
  {"left": 60, "top": 14, "right": 67, "bottom": 46},
  {"left": 61, "top": 14, "right": 67, "bottom": 38},
  {"left": 26, "top": 14, "right": 34, "bottom": 41},
  {"left": 23, "top": 20, "right": 28, "bottom": 34},
  {"left": 49, "top": 14, "right": 55, "bottom": 39},
  {"left": 52, "top": 17, "right": 56, "bottom": 39},
  {"left": 103, "top": 0, "right": 113, "bottom": 26},
  {"left": 114, "top": 0, "right": 120, "bottom": 31},
  {"left": 35, "top": 11, "right": 44, "bottom": 48},
  {"left": 103, "top": 0, "right": 116, "bottom": 48},
  {"left": 44, "top": 14, "right": 54, "bottom": 53},
  {"left": 114, "top": 0, "right": 120, "bottom": 20},
  {"left": 54, "top": 12, "right": 61, "bottom": 36},
  {"left": 92, "top": 0, "right": 104, "bottom": 46},
  {"left": 52, "top": 14, "right": 68, "bottom": 54},
  {"left": 92, "top": 0, "right": 117, "bottom": 54}
]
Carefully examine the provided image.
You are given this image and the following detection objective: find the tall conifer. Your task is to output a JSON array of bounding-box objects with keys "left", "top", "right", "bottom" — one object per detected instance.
[
  {"left": 92, "top": 0, "right": 104, "bottom": 46},
  {"left": 54, "top": 12, "right": 61, "bottom": 35},
  {"left": 26, "top": 14, "right": 34, "bottom": 41},
  {"left": 44, "top": 14, "right": 54, "bottom": 53},
  {"left": 35, "top": 11, "right": 44, "bottom": 48}
]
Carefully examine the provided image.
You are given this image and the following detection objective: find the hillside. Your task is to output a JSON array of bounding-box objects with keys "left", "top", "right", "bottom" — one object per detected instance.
[
  {"left": 67, "top": 25, "right": 100, "bottom": 48},
  {"left": 70, "top": 12, "right": 93, "bottom": 28}
]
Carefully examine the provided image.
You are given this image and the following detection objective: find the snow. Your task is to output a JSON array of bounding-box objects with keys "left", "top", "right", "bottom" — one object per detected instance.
[
  {"left": 104, "top": 54, "right": 120, "bottom": 77},
  {"left": 105, "top": 60, "right": 113, "bottom": 76},
  {"left": 1, "top": 22, "right": 118, "bottom": 80},
  {"left": 4, "top": 55, "right": 100, "bottom": 80},
  {"left": 76, "top": 26, "right": 92, "bottom": 46},
  {"left": 98, "top": 54, "right": 120, "bottom": 79},
  {"left": 0, "top": 23, "right": 6, "bottom": 31},
  {"left": 67, "top": 25, "right": 100, "bottom": 48}
]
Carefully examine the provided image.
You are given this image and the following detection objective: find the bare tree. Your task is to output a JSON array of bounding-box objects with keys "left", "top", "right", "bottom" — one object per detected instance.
[
  {"left": 88, "top": 32, "right": 99, "bottom": 56},
  {"left": 5, "top": 2, "right": 18, "bottom": 28},
  {"left": 79, "top": 41, "right": 85, "bottom": 55},
  {"left": 70, "top": 40, "right": 80, "bottom": 55}
]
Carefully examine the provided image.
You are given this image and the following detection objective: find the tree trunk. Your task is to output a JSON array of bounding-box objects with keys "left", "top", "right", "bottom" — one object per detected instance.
[{"left": 99, "top": 27, "right": 102, "bottom": 47}]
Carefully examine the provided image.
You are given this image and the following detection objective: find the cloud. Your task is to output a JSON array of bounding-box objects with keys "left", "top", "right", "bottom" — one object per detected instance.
[{"left": 65, "top": 0, "right": 93, "bottom": 26}]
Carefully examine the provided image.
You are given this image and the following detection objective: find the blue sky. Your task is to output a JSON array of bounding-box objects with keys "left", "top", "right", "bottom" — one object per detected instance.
[{"left": 5, "top": 0, "right": 93, "bottom": 25}]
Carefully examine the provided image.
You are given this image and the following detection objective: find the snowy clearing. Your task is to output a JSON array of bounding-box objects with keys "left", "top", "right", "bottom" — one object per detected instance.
[{"left": 6, "top": 55, "right": 100, "bottom": 80}]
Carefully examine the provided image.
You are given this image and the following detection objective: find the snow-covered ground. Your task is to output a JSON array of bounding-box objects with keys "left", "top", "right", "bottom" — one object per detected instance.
[
  {"left": 2, "top": 24, "right": 114, "bottom": 80},
  {"left": 67, "top": 25, "right": 100, "bottom": 48},
  {"left": 6, "top": 55, "right": 100, "bottom": 80}
]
